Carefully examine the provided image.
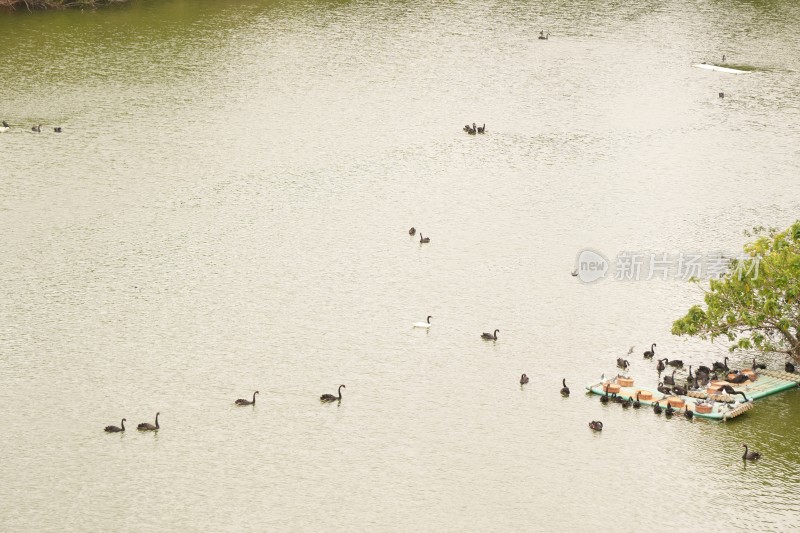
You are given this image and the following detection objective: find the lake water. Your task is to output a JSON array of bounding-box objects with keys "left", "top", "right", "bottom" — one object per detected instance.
[{"left": 1, "top": 0, "right": 799, "bottom": 531}]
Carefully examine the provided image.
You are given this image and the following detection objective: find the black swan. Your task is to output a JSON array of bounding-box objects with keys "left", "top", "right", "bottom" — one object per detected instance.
[
  {"left": 589, "top": 421, "right": 603, "bottom": 431},
  {"left": 787, "top": 361, "right": 796, "bottom": 373},
  {"left": 520, "top": 374, "right": 529, "bottom": 385},
  {"left": 321, "top": 384, "right": 345, "bottom": 402},
  {"left": 712, "top": 357, "right": 729, "bottom": 372},
  {"left": 667, "top": 359, "right": 684, "bottom": 368},
  {"left": 600, "top": 389, "right": 610, "bottom": 404},
  {"left": 481, "top": 329, "right": 499, "bottom": 341},
  {"left": 419, "top": 234, "right": 430, "bottom": 243},
  {"left": 742, "top": 444, "right": 760, "bottom": 461},
  {"left": 657, "top": 382, "right": 671, "bottom": 395},
  {"left": 477, "top": 124, "right": 486, "bottom": 134},
  {"left": 616, "top": 358, "right": 630, "bottom": 369},
  {"left": 643, "top": 343, "right": 656, "bottom": 359},
  {"left": 560, "top": 379, "right": 570, "bottom": 396},
  {"left": 653, "top": 402, "right": 662, "bottom": 414},
  {"left": 663, "top": 370, "right": 676, "bottom": 386},
  {"left": 729, "top": 373, "right": 750, "bottom": 384},
  {"left": 235, "top": 391, "right": 259, "bottom": 406},
  {"left": 687, "top": 366, "right": 694, "bottom": 383},
  {"left": 715, "top": 388, "right": 748, "bottom": 403},
  {"left": 137, "top": 412, "right": 160, "bottom": 431},
  {"left": 656, "top": 358, "right": 667, "bottom": 372},
  {"left": 31, "top": 124, "right": 41, "bottom": 132},
  {"left": 408, "top": 227, "right": 416, "bottom": 236},
  {"left": 751, "top": 358, "right": 767, "bottom": 370},
  {"left": 672, "top": 384, "right": 688, "bottom": 396},
  {"left": 684, "top": 407, "right": 694, "bottom": 420},
  {"left": 571, "top": 269, "right": 578, "bottom": 277},
  {"left": 621, "top": 396, "right": 632, "bottom": 408},
  {"left": 633, "top": 392, "right": 641, "bottom": 409},
  {"left": 54, "top": 127, "right": 62, "bottom": 133},
  {"left": 105, "top": 418, "right": 126, "bottom": 433},
  {"left": 732, "top": 391, "right": 749, "bottom": 402},
  {"left": 665, "top": 403, "right": 674, "bottom": 417},
  {"left": 719, "top": 92, "right": 725, "bottom": 99},
  {"left": 697, "top": 365, "right": 711, "bottom": 376}
]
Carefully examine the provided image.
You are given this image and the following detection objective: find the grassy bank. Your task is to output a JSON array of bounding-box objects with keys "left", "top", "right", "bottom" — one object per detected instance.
[{"left": 0, "top": 0, "right": 129, "bottom": 10}]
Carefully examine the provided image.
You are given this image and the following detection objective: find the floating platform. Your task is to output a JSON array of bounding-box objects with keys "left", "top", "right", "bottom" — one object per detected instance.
[
  {"left": 686, "top": 369, "right": 800, "bottom": 402},
  {"left": 586, "top": 379, "right": 752, "bottom": 420},
  {"left": 587, "top": 369, "right": 799, "bottom": 421},
  {"left": 692, "top": 63, "right": 749, "bottom": 74}
]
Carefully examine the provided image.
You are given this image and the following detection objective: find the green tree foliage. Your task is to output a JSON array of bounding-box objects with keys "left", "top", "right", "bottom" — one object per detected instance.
[
  {"left": 672, "top": 221, "right": 800, "bottom": 362},
  {"left": 0, "top": 0, "right": 127, "bottom": 10}
]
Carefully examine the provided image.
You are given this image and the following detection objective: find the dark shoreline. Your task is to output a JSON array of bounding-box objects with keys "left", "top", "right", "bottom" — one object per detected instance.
[{"left": 0, "top": 0, "right": 129, "bottom": 10}]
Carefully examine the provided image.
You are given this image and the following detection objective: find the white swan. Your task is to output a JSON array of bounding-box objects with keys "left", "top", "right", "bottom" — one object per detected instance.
[
  {"left": 0, "top": 121, "right": 9, "bottom": 132},
  {"left": 413, "top": 315, "right": 432, "bottom": 328}
]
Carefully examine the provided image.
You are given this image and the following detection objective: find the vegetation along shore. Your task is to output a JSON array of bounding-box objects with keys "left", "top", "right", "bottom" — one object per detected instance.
[{"left": 0, "top": 0, "right": 128, "bottom": 10}]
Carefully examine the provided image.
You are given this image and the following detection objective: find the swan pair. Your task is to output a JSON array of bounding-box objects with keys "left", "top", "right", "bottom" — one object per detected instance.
[
  {"left": 104, "top": 412, "right": 160, "bottom": 432},
  {"left": 409, "top": 228, "right": 430, "bottom": 243},
  {"left": 29, "top": 124, "right": 61, "bottom": 133},
  {"left": 462, "top": 123, "right": 486, "bottom": 135}
]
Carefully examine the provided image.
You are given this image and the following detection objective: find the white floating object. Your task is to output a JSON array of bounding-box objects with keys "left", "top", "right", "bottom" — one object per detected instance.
[
  {"left": 692, "top": 63, "right": 748, "bottom": 74},
  {"left": 413, "top": 316, "right": 432, "bottom": 328}
]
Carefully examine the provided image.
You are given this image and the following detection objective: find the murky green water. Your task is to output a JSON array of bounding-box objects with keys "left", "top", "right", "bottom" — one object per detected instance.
[{"left": 1, "top": 1, "right": 799, "bottom": 531}]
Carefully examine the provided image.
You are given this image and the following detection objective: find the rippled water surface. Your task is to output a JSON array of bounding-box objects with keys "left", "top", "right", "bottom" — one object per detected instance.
[{"left": 1, "top": 0, "right": 799, "bottom": 531}]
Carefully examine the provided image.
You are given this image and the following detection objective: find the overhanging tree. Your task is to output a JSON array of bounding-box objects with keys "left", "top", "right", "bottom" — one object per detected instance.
[{"left": 672, "top": 221, "right": 800, "bottom": 362}]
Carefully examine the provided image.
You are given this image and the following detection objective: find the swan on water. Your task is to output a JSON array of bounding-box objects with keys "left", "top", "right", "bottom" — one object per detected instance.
[
  {"left": 137, "top": 412, "right": 160, "bottom": 431},
  {"left": 413, "top": 316, "right": 432, "bottom": 328},
  {"left": 105, "top": 419, "right": 126, "bottom": 433},
  {"left": 321, "top": 384, "right": 345, "bottom": 402},
  {"left": 235, "top": 391, "right": 259, "bottom": 406}
]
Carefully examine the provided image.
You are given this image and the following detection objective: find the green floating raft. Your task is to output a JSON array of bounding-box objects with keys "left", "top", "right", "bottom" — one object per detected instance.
[{"left": 586, "top": 369, "right": 800, "bottom": 421}]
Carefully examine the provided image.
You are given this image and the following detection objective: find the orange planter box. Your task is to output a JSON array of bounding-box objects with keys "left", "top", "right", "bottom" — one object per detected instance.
[
  {"left": 707, "top": 386, "right": 722, "bottom": 395},
  {"left": 604, "top": 383, "right": 621, "bottom": 393},
  {"left": 637, "top": 390, "right": 653, "bottom": 401},
  {"left": 618, "top": 377, "right": 634, "bottom": 387},
  {"left": 667, "top": 398, "right": 685, "bottom": 408},
  {"left": 741, "top": 369, "right": 757, "bottom": 381},
  {"left": 695, "top": 404, "right": 712, "bottom": 414}
]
